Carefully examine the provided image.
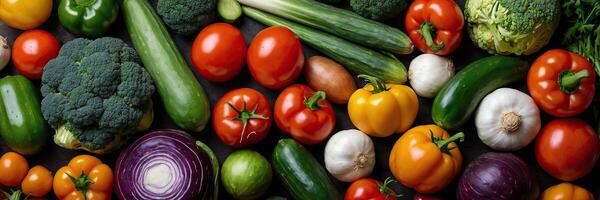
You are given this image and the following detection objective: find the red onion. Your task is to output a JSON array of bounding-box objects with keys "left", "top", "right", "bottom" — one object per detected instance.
[
  {"left": 457, "top": 152, "right": 539, "bottom": 200},
  {"left": 114, "top": 129, "right": 216, "bottom": 200}
]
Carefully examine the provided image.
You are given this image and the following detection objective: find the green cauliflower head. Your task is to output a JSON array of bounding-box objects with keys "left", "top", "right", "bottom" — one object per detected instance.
[
  {"left": 465, "top": 0, "right": 560, "bottom": 55},
  {"left": 41, "top": 37, "right": 155, "bottom": 154}
]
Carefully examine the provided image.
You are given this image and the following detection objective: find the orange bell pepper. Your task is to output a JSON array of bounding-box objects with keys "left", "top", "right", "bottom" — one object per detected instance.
[
  {"left": 348, "top": 75, "right": 418, "bottom": 137},
  {"left": 53, "top": 155, "right": 113, "bottom": 200},
  {"left": 388, "top": 125, "right": 463, "bottom": 193},
  {"left": 541, "top": 183, "right": 594, "bottom": 200},
  {"left": 0, "top": 0, "right": 52, "bottom": 30}
]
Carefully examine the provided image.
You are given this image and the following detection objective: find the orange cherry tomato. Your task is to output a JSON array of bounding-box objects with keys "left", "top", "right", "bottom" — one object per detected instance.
[
  {"left": 22, "top": 165, "right": 53, "bottom": 197},
  {"left": 0, "top": 152, "right": 29, "bottom": 187},
  {"left": 541, "top": 183, "right": 594, "bottom": 200},
  {"left": 247, "top": 26, "right": 304, "bottom": 89},
  {"left": 53, "top": 155, "right": 112, "bottom": 200},
  {"left": 191, "top": 23, "right": 246, "bottom": 82},
  {"left": 12, "top": 30, "right": 60, "bottom": 80}
]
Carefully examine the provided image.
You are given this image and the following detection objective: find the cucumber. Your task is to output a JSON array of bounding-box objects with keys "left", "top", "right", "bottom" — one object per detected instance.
[
  {"left": 218, "top": 0, "right": 242, "bottom": 23},
  {"left": 432, "top": 56, "right": 529, "bottom": 130},
  {"left": 238, "top": 0, "right": 413, "bottom": 55},
  {"left": 0, "top": 75, "right": 48, "bottom": 155},
  {"left": 272, "top": 139, "right": 340, "bottom": 200},
  {"left": 123, "top": 0, "right": 210, "bottom": 132},
  {"left": 243, "top": 7, "right": 407, "bottom": 84}
]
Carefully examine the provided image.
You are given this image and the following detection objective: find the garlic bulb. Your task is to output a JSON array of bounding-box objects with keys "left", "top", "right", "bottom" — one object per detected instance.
[
  {"left": 408, "top": 54, "right": 454, "bottom": 98},
  {"left": 0, "top": 36, "right": 10, "bottom": 71},
  {"left": 324, "top": 129, "right": 375, "bottom": 182}
]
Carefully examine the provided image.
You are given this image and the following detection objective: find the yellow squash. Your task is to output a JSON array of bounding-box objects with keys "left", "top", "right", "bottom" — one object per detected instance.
[
  {"left": 0, "top": 0, "right": 52, "bottom": 30},
  {"left": 348, "top": 75, "right": 418, "bottom": 137}
]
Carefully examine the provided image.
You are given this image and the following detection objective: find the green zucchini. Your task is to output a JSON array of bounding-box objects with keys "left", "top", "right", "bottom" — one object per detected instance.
[
  {"left": 0, "top": 75, "right": 48, "bottom": 155},
  {"left": 243, "top": 6, "right": 407, "bottom": 84},
  {"left": 272, "top": 139, "right": 340, "bottom": 200},
  {"left": 432, "top": 56, "right": 529, "bottom": 130},
  {"left": 123, "top": 0, "right": 210, "bottom": 132},
  {"left": 238, "top": 0, "right": 413, "bottom": 54}
]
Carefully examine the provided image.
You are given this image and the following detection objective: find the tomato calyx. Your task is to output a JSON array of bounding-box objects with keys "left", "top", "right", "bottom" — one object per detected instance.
[
  {"left": 359, "top": 74, "right": 389, "bottom": 94},
  {"left": 4, "top": 190, "right": 29, "bottom": 200},
  {"left": 417, "top": 22, "right": 444, "bottom": 52},
  {"left": 227, "top": 101, "right": 269, "bottom": 144},
  {"left": 66, "top": 171, "right": 94, "bottom": 200},
  {"left": 303, "top": 91, "right": 327, "bottom": 111},
  {"left": 376, "top": 177, "right": 402, "bottom": 199},
  {"left": 430, "top": 130, "right": 464, "bottom": 155},
  {"left": 558, "top": 69, "right": 589, "bottom": 94}
]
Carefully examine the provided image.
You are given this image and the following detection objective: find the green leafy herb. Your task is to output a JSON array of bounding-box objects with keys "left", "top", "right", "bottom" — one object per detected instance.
[{"left": 562, "top": 0, "right": 600, "bottom": 76}]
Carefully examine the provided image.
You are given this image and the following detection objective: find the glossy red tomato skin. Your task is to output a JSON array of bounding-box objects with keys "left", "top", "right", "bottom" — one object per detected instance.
[
  {"left": 535, "top": 119, "right": 600, "bottom": 181},
  {"left": 247, "top": 26, "right": 304, "bottom": 89},
  {"left": 12, "top": 29, "right": 59, "bottom": 80},
  {"left": 191, "top": 23, "right": 246, "bottom": 82},
  {"left": 213, "top": 88, "right": 272, "bottom": 148},
  {"left": 345, "top": 178, "right": 397, "bottom": 200},
  {"left": 274, "top": 84, "right": 335, "bottom": 144}
]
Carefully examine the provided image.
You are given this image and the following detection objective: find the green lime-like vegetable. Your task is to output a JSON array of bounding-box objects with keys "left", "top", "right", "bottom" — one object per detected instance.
[{"left": 221, "top": 150, "right": 272, "bottom": 200}]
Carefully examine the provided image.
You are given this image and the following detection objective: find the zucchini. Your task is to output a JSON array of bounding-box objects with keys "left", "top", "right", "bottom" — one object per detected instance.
[
  {"left": 218, "top": 0, "right": 242, "bottom": 23},
  {"left": 432, "top": 56, "right": 529, "bottom": 130},
  {"left": 0, "top": 75, "right": 48, "bottom": 155},
  {"left": 272, "top": 139, "right": 340, "bottom": 200},
  {"left": 123, "top": 0, "right": 211, "bottom": 132},
  {"left": 243, "top": 7, "right": 407, "bottom": 84},
  {"left": 238, "top": 0, "right": 413, "bottom": 54}
]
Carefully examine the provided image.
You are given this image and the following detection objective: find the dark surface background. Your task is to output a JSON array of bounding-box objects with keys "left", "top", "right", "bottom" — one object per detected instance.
[{"left": 1, "top": 0, "right": 599, "bottom": 199}]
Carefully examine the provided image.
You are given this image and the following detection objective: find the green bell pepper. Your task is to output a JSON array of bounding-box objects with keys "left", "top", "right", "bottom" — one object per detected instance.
[{"left": 58, "top": 0, "right": 119, "bottom": 37}]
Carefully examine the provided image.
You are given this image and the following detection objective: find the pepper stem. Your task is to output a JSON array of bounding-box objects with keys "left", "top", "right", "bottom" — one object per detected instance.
[
  {"left": 304, "top": 91, "right": 327, "bottom": 110},
  {"left": 358, "top": 74, "right": 389, "bottom": 94},
  {"left": 66, "top": 172, "right": 94, "bottom": 200},
  {"left": 558, "top": 69, "right": 589, "bottom": 94},
  {"left": 376, "top": 177, "right": 402, "bottom": 199},
  {"left": 227, "top": 102, "right": 268, "bottom": 144},
  {"left": 75, "top": 0, "right": 97, "bottom": 6},
  {"left": 418, "top": 22, "right": 445, "bottom": 52},
  {"left": 431, "top": 130, "right": 464, "bottom": 154}
]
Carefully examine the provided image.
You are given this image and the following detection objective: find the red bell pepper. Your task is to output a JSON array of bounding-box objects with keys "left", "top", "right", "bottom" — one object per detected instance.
[
  {"left": 405, "top": 0, "right": 464, "bottom": 55},
  {"left": 527, "top": 49, "right": 596, "bottom": 117}
]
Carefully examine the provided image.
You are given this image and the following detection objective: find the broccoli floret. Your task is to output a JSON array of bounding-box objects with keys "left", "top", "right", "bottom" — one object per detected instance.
[
  {"left": 316, "top": 0, "right": 342, "bottom": 5},
  {"left": 350, "top": 0, "right": 407, "bottom": 21},
  {"left": 41, "top": 37, "right": 155, "bottom": 154},
  {"left": 465, "top": 0, "right": 560, "bottom": 55},
  {"left": 157, "top": 0, "right": 216, "bottom": 35}
]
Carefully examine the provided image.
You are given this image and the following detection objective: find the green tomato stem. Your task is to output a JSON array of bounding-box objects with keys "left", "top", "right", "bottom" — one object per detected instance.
[
  {"left": 304, "top": 91, "right": 327, "bottom": 111},
  {"left": 433, "top": 131, "right": 464, "bottom": 154},
  {"left": 558, "top": 69, "right": 589, "bottom": 94},
  {"left": 227, "top": 102, "right": 268, "bottom": 144},
  {"left": 67, "top": 172, "right": 94, "bottom": 200},
  {"left": 418, "top": 21, "right": 445, "bottom": 52},
  {"left": 358, "top": 74, "right": 389, "bottom": 94}
]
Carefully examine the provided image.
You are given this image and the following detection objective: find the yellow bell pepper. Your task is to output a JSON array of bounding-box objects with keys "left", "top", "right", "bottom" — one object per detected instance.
[
  {"left": 348, "top": 75, "right": 418, "bottom": 137},
  {"left": 0, "top": 0, "right": 52, "bottom": 30}
]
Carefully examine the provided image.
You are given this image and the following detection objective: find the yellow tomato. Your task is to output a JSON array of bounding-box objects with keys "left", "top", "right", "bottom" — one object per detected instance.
[
  {"left": 0, "top": 0, "right": 52, "bottom": 30},
  {"left": 348, "top": 75, "right": 418, "bottom": 137},
  {"left": 541, "top": 183, "right": 594, "bottom": 200}
]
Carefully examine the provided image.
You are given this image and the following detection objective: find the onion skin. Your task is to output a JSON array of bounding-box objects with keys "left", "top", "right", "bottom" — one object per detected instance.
[
  {"left": 304, "top": 56, "right": 357, "bottom": 104},
  {"left": 0, "top": 36, "right": 10, "bottom": 71},
  {"left": 114, "top": 129, "right": 213, "bottom": 200},
  {"left": 457, "top": 152, "right": 539, "bottom": 200}
]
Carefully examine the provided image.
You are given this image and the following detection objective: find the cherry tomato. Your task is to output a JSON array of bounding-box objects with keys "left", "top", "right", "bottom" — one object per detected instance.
[
  {"left": 213, "top": 88, "right": 272, "bottom": 148},
  {"left": 535, "top": 119, "right": 600, "bottom": 181},
  {"left": 0, "top": 152, "right": 29, "bottom": 187},
  {"left": 53, "top": 155, "right": 112, "bottom": 200},
  {"left": 345, "top": 178, "right": 400, "bottom": 200},
  {"left": 12, "top": 29, "right": 60, "bottom": 80},
  {"left": 275, "top": 84, "right": 335, "bottom": 144},
  {"left": 247, "top": 26, "right": 304, "bottom": 89},
  {"left": 191, "top": 23, "right": 246, "bottom": 82},
  {"left": 22, "top": 165, "right": 53, "bottom": 197}
]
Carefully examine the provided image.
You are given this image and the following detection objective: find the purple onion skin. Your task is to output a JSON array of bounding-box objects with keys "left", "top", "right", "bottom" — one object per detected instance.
[
  {"left": 457, "top": 152, "right": 539, "bottom": 200},
  {"left": 114, "top": 129, "right": 213, "bottom": 200}
]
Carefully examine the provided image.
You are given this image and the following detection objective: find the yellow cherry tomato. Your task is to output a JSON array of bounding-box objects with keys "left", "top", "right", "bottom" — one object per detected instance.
[
  {"left": 22, "top": 165, "right": 53, "bottom": 197},
  {"left": 541, "top": 183, "right": 594, "bottom": 200},
  {"left": 0, "top": 0, "right": 52, "bottom": 30},
  {"left": 348, "top": 75, "right": 418, "bottom": 137}
]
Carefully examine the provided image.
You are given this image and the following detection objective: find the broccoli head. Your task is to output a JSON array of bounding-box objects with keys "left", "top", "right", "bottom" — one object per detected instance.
[
  {"left": 350, "top": 0, "right": 407, "bottom": 21},
  {"left": 41, "top": 37, "right": 155, "bottom": 154},
  {"left": 465, "top": 0, "right": 560, "bottom": 55},
  {"left": 157, "top": 0, "right": 216, "bottom": 35}
]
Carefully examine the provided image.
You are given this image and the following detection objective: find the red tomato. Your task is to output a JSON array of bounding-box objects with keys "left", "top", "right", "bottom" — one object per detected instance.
[
  {"left": 345, "top": 178, "right": 400, "bottom": 200},
  {"left": 247, "top": 26, "right": 304, "bottom": 89},
  {"left": 12, "top": 29, "right": 60, "bottom": 80},
  {"left": 535, "top": 119, "right": 600, "bottom": 181},
  {"left": 213, "top": 88, "right": 272, "bottom": 148},
  {"left": 274, "top": 84, "right": 335, "bottom": 144},
  {"left": 191, "top": 23, "right": 246, "bottom": 82}
]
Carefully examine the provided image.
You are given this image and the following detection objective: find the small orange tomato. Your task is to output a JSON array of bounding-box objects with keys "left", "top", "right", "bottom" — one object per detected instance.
[
  {"left": 53, "top": 155, "right": 113, "bottom": 200},
  {"left": 22, "top": 165, "right": 53, "bottom": 197},
  {"left": 0, "top": 152, "right": 29, "bottom": 187},
  {"left": 541, "top": 183, "right": 594, "bottom": 200}
]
